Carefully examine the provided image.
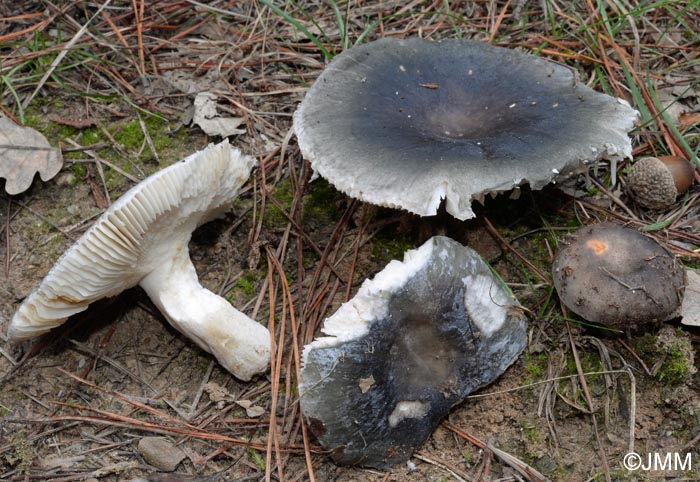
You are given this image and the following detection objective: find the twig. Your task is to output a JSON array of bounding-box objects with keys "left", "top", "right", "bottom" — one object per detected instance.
[
  {"left": 482, "top": 215, "right": 549, "bottom": 282},
  {"left": 413, "top": 453, "right": 471, "bottom": 482}
]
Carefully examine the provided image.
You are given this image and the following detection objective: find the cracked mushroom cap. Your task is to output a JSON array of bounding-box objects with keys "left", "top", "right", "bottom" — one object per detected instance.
[
  {"left": 9, "top": 140, "right": 271, "bottom": 380},
  {"left": 552, "top": 223, "right": 685, "bottom": 327},
  {"left": 299, "top": 236, "right": 527, "bottom": 469},
  {"left": 627, "top": 155, "right": 695, "bottom": 210},
  {"left": 294, "top": 37, "right": 638, "bottom": 220}
]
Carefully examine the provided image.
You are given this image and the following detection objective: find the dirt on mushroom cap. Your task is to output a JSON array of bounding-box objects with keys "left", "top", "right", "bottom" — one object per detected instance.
[{"left": 551, "top": 222, "right": 685, "bottom": 327}]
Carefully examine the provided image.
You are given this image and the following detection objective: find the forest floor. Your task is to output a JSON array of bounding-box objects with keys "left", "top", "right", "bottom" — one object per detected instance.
[{"left": 1, "top": 1, "right": 699, "bottom": 481}]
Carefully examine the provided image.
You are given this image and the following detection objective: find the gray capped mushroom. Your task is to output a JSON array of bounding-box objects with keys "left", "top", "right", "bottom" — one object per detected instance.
[
  {"left": 552, "top": 222, "right": 685, "bottom": 329},
  {"left": 299, "top": 236, "right": 527, "bottom": 468},
  {"left": 8, "top": 140, "right": 270, "bottom": 381},
  {"left": 294, "top": 37, "right": 638, "bottom": 220}
]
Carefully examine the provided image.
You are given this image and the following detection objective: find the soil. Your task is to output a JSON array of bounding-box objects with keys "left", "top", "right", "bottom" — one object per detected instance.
[{"left": 1, "top": 2, "right": 700, "bottom": 482}]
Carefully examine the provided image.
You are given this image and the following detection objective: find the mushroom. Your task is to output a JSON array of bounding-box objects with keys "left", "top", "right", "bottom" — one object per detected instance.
[
  {"left": 627, "top": 155, "right": 695, "bottom": 210},
  {"left": 294, "top": 37, "right": 638, "bottom": 220},
  {"left": 299, "top": 236, "right": 527, "bottom": 468},
  {"left": 552, "top": 222, "right": 685, "bottom": 328},
  {"left": 8, "top": 141, "right": 270, "bottom": 381}
]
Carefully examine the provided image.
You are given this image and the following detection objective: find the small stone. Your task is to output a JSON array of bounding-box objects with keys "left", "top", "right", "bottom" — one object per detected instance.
[{"left": 137, "top": 437, "right": 186, "bottom": 471}]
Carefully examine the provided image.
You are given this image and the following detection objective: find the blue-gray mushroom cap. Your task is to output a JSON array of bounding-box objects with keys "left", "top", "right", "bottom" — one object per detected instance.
[{"left": 294, "top": 37, "right": 638, "bottom": 220}]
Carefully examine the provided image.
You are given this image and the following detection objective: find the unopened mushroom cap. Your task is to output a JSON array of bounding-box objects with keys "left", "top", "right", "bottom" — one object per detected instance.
[
  {"left": 552, "top": 223, "right": 685, "bottom": 327},
  {"left": 299, "top": 236, "right": 527, "bottom": 468},
  {"left": 294, "top": 37, "right": 638, "bottom": 220},
  {"left": 627, "top": 156, "right": 694, "bottom": 210},
  {"left": 9, "top": 140, "right": 256, "bottom": 340}
]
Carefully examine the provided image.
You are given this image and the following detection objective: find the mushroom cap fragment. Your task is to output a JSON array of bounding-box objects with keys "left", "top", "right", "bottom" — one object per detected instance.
[
  {"left": 294, "top": 37, "right": 638, "bottom": 220},
  {"left": 299, "top": 236, "right": 527, "bottom": 468},
  {"left": 552, "top": 223, "right": 685, "bottom": 327}
]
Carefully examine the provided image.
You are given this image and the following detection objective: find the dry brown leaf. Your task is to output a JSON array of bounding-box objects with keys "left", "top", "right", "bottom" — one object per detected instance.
[
  {"left": 679, "top": 111, "right": 700, "bottom": 130},
  {"left": 203, "top": 381, "right": 234, "bottom": 403},
  {"left": 192, "top": 92, "right": 245, "bottom": 137},
  {"left": 235, "top": 399, "right": 265, "bottom": 418},
  {"left": 0, "top": 115, "right": 63, "bottom": 195},
  {"left": 47, "top": 114, "right": 98, "bottom": 129}
]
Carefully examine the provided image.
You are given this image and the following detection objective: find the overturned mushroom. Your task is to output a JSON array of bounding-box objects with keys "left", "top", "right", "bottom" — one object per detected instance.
[
  {"left": 552, "top": 222, "right": 685, "bottom": 329},
  {"left": 8, "top": 141, "right": 270, "bottom": 381},
  {"left": 294, "top": 37, "right": 638, "bottom": 220},
  {"left": 299, "top": 236, "right": 527, "bottom": 468}
]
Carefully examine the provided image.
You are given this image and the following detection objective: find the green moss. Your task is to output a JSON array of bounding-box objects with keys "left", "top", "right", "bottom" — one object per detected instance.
[
  {"left": 235, "top": 271, "right": 258, "bottom": 297},
  {"left": 247, "top": 448, "right": 265, "bottom": 471},
  {"left": 658, "top": 345, "right": 692, "bottom": 386},
  {"left": 264, "top": 178, "right": 295, "bottom": 226},
  {"left": 462, "top": 451, "right": 476, "bottom": 465},
  {"left": 3, "top": 431, "right": 32, "bottom": 475},
  {"left": 565, "top": 350, "right": 603, "bottom": 377},
  {"left": 559, "top": 350, "right": 604, "bottom": 406},
  {"left": 637, "top": 328, "right": 697, "bottom": 387},
  {"left": 303, "top": 178, "right": 342, "bottom": 223},
  {"left": 372, "top": 228, "right": 415, "bottom": 263},
  {"left": 113, "top": 119, "right": 143, "bottom": 150},
  {"left": 524, "top": 352, "right": 547, "bottom": 381},
  {"left": 112, "top": 115, "right": 180, "bottom": 166}
]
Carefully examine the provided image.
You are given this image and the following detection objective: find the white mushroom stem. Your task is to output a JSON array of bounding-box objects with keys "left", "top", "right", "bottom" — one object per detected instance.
[{"left": 139, "top": 245, "right": 270, "bottom": 381}]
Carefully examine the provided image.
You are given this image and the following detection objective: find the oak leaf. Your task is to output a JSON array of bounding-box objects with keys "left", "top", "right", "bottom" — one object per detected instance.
[{"left": 0, "top": 116, "right": 63, "bottom": 195}]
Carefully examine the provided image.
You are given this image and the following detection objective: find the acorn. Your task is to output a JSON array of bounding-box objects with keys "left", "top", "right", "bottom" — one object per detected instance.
[{"left": 627, "top": 155, "right": 695, "bottom": 210}]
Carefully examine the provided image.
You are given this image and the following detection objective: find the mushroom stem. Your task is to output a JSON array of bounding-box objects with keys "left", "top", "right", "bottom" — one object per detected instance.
[{"left": 139, "top": 246, "right": 270, "bottom": 381}]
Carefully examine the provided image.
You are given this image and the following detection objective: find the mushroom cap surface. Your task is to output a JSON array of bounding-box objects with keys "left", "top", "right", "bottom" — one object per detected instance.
[
  {"left": 552, "top": 223, "right": 685, "bottom": 327},
  {"left": 299, "top": 236, "right": 527, "bottom": 468},
  {"left": 9, "top": 140, "right": 255, "bottom": 340},
  {"left": 294, "top": 37, "right": 638, "bottom": 220},
  {"left": 627, "top": 156, "right": 694, "bottom": 210}
]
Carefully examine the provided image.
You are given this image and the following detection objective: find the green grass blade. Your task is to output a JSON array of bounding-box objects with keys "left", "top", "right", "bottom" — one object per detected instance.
[
  {"left": 259, "top": 0, "right": 332, "bottom": 60},
  {"left": 1, "top": 75, "right": 24, "bottom": 123}
]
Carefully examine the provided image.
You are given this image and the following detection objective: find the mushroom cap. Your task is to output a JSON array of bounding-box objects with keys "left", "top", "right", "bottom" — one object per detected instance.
[
  {"left": 9, "top": 140, "right": 256, "bottom": 340},
  {"left": 627, "top": 156, "right": 694, "bottom": 210},
  {"left": 294, "top": 37, "right": 638, "bottom": 220},
  {"left": 552, "top": 222, "right": 685, "bottom": 327},
  {"left": 299, "top": 236, "right": 527, "bottom": 469}
]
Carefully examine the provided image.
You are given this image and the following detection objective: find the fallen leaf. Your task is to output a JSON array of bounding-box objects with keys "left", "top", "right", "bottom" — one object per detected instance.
[
  {"left": 235, "top": 399, "right": 265, "bottom": 418},
  {"left": 679, "top": 111, "right": 700, "bottom": 130},
  {"left": 47, "top": 114, "right": 98, "bottom": 128},
  {"left": 0, "top": 115, "right": 63, "bottom": 195},
  {"left": 203, "top": 381, "right": 235, "bottom": 403},
  {"left": 86, "top": 163, "right": 109, "bottom": 209},
  {"left": 192, "top": 92, "right": 245, "bottom": 137}
]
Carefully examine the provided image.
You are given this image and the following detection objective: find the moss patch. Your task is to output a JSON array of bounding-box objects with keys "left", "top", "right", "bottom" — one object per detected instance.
[
  {"left": 637, "top": 326, "right": 697, "bottom": 387},
  {"left": 303, "top": 178, "right": 342, "bottom": 224}
]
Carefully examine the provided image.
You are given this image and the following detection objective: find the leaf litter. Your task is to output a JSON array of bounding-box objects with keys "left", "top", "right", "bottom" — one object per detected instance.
[{"left": 0, "top": 2, "right": 699, "bottom": 482}]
